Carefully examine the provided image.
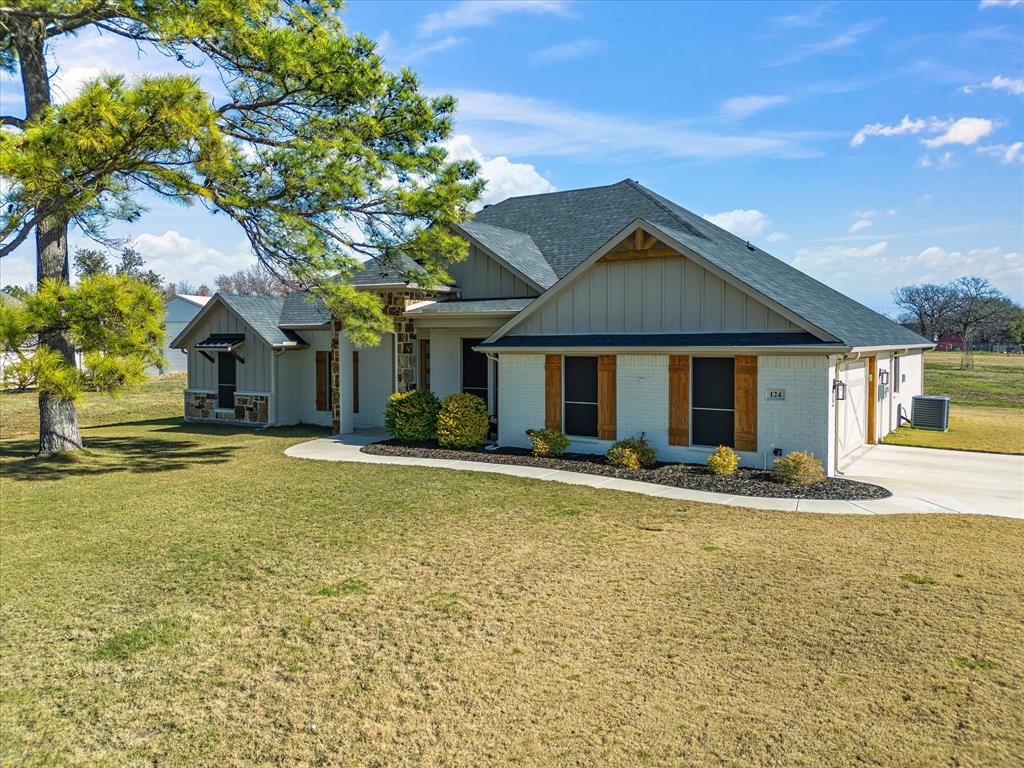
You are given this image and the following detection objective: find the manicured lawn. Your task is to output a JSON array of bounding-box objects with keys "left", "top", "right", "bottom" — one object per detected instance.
[
  {"left": 884, "top": 352, "right": 1024, "bottom": 454},
  {"left": 2, "top": 380, "right": 1023, "bottom": 766}
]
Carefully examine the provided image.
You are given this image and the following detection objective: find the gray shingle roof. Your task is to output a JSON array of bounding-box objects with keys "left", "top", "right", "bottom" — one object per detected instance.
[
  {"left": 279, "top": 292, "right": 330, "bottom": 326},
  {"left": 473, "top": 179, "right": 931, "bottom": 349},
  {"left": 456, "top": 220, "right": 557, "bottom": 289},
  {"left": 348, "top": 253, "right": 426, "bottom": 287},
  {"left": 405, "top": 298, "right": 534, "bottom": 315},
  {"left": 218, "top": 294, "right": 305, "bottom": 346}
]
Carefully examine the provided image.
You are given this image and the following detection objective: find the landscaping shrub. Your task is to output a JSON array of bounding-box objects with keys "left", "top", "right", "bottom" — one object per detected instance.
[
  {"left": 606, "top": 435, "right": 657, "bottom": 470},
  {"left": 436, "top": 392, "right": 490, "bottom": 449},
  {"left": 384, "top": 389, "right": 440, "bottom": 442},
  {"left": 706, "top": 445, "right": 740, "bottom": 476},
  {"left": 527, "top": 428, "right": 570, "bottom": 458},
  {"left": 772, "top": 451, "right": 826, "bottom": 485}
]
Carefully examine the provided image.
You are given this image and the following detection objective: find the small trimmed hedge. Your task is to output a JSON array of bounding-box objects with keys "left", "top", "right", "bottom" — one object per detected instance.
[
  {"left": 527, "top": 428, "right": 570, "bottom": 458},
  {"left": 384, "top": 389, "right": 440, "bottom": 442},
  {"left": 436, "top": 392, "right": 490, "bottom": 449},
  {"left": 772, "top": 451, "right": 826, "bottom": 485},
  {"left": 607, "top": 435, "right": 657, "bottom": 470},
  {"left": 707, "top": 445, "right": 740, "bottom": 476}
]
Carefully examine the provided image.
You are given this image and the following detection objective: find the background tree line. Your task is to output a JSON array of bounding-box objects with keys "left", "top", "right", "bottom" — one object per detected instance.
[{"left": 893, "top": 276, "right": 1023, "bottom": 369}]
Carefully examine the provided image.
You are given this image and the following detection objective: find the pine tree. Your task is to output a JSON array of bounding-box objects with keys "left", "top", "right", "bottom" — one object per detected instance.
[{"left": 0, "top": 2, "right": 481, "bottom": 452}]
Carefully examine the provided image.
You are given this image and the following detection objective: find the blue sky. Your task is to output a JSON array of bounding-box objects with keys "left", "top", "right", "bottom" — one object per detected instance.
[{"left": 2, "top": 0, "right": 1022, "bottom": 314}]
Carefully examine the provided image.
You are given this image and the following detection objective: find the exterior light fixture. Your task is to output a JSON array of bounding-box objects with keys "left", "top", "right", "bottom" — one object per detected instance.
[
  {"left": 878, "top": 369, "right": 890, "bottom": 385},
  {"left": 833, "top": 379, "right": 847, "bottom": 401}
]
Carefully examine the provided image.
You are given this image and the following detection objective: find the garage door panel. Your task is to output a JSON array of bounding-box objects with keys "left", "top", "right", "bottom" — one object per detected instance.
[{"left": 838, "top": 360, "right": 868, "bottom": 461}]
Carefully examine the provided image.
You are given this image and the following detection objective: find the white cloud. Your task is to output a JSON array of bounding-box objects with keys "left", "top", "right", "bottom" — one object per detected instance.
[
  {"left": 770, "top": 20, "right": 881, "bottom": 66},
  {"left": 531, "top": 38, "right": 606, "bottom": 62},
  {"left": 419, "top": 0, "right": 572, "bottom": 35},
  {"left": 977, "top": 141, "right": 1024, "bottom": 163},
  {"left": 376, "top": 32, "right": 462, "bottom": 64},
  {"left": 792, "top": 241, "right": 1023, "bottom": 305},
  {"left": 852, "top": 115, "right": 995, "bottom": 150},
  {"left": 851, "top": 115, "right": 936, "bottom": 147},
  {"left": 775, "top": 4, "right": 835, "bottom": 27},
  {"left": 921, "top": 117, "right": 993, "bottom": 148},
  {"left": 849, "top": 219, "right": 873, "bottom": 233},
  {"left": 720, "top": 95, "right": 791, "bottom": 119},
  {"left": 132, "top": 230, "right": 253, "bottom": 286},
  {"left": 443, "top": 134, "right": 555, "bottom": 208},
  {"left": 705, "top": 209, "right": 774, "bottom": 240},
  {"left": 979, "top": 0, "right": 1022, "bottom": 7},
  {"left": 963, "top": 75, "right": 1024, "bottom": 96},
  {"left": 851, "top": 208, "right": 896, "bottom": 219},
  {"left": 919, "top": 151, "right": 956, "bottom": 169},
  {"left": 766, "top": 232, "right": 790, "bottom": 243},
  {"left": 916, "top": 193, "right": 934, "bottom": 203},
  {"left": 450, "top": 89, "right": 819, "bottom": 160}
]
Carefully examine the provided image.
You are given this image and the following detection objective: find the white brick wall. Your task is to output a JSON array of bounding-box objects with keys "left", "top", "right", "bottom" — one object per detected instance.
[
  {"left": 274, "top": 329, "right": 333, "bottom": 427},
  {"left": 353, "top": 334, "right": 395, "bottom": 429},
  {"left": 428, "top": 327, "right": 499, "bottom": 410},
  {"left": 757, "top": 355, "right": 831, "bottom": 471},
  {"left": 892, "top": 349, "right": 923, "bottom": 426},
  {"left": 496, "top": 353, "right": 546, "bottom": 449}
]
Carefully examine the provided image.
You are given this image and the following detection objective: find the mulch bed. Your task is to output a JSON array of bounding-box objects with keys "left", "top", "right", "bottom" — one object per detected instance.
[{"left": 361, "top": 440, "right": 891, "bottom": 501}]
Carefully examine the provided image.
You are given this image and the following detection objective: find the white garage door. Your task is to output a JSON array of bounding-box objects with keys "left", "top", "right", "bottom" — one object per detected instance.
[{"left": 838, "top": 359, "right": 868, "bottom": 461}]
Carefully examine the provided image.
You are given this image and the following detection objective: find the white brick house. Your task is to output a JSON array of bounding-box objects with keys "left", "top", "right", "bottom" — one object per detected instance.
[{"left": 171, "top": 180, "right": 932, "bottom": 475}]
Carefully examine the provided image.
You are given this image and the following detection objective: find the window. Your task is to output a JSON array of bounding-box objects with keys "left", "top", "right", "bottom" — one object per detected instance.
[
  {"left": 893, "top": 354, "right": 901, "bottom": 393},
  {"left": 217, "top": 352, "right": 236, "bottom": 409},
  {"left": 564, "top": 356, "right": 598, "bottom": 437},
  {"left": 461, "top": 338, "right": 488, "bottom": 402},
  {"left": 691, "top": 357, "right": 734, "bottom": 447}
]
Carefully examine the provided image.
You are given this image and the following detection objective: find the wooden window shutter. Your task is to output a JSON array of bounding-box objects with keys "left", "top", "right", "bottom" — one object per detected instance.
[
  {"left": 544, "top": 354, "right": 561, "bottom": 430},
  {"left": 668, "top": 355, "right": 690, "bottom": 446},
  {"left": 597, "top": 355, "right": 617, "bottom": 440},
  {"left": 734, "top": 355, "right": 757, "bottom": 452},
  {"left": 315, "top": 351, "right": 328, "bottom": 411}
]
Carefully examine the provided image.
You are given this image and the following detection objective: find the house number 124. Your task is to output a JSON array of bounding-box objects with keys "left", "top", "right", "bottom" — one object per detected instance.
[{"left": 767, "top": 389, "right": 785, "bottom": 401}]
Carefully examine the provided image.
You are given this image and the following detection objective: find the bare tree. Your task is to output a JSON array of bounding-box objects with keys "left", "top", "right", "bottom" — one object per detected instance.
[
  {"left": 214, "top": 263, "right": 291, "bottom": 296},
  {"left": 892, "top": 283, "right": 956, "bottom": 339},
  {"left": 946, "top": 277, "right": 1013, "bottom": 369}
]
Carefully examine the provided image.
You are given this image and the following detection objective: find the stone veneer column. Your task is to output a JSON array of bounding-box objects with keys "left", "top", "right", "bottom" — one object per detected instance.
[{"left": 330, "top": 288, "right": 433, "bottom": 433}]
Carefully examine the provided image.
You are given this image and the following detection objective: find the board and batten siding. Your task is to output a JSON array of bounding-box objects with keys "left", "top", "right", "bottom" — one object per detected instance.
[
  {"left": 512, "top": 256, "right": 799, "bottom": 335},
  {"left": 185, "top": 304, "right": 272, "bottom": 393},
  {"left": 446, "top": 244, "right": 539, "bottom": 299}
]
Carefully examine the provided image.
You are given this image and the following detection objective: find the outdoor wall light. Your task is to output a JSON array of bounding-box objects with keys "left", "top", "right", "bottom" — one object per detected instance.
[
  {"left": 878, "top": 370, "right": 890, "bottom": 385},
  {"left": 833, "top": 379, "right": 847, "bottom": 401}
]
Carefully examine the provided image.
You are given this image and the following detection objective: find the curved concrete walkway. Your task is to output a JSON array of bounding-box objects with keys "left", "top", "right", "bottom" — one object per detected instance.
[{"left": 285, "top": 431, "right": 1024, "bottom": 518}]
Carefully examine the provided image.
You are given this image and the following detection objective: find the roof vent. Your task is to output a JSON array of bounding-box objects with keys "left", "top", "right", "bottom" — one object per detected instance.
[
  {"left": 745, "top": 241, "right": 755, "bottom": 251},
  {"left": 483, "top": 204, "right": 492, "bottom": 209}
]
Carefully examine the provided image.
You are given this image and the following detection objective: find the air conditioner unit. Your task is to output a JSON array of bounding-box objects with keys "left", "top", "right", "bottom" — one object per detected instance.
[{"left": 911, "top": 395, "right": 950, "bottom": 432}]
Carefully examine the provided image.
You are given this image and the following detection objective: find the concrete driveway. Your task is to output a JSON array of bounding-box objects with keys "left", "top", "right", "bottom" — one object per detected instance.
[{"left": 842, "top": 444, "right": 1024, "bottom": 519}]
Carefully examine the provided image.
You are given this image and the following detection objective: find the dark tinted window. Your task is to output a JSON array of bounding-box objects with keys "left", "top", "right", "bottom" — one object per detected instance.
[
  {"left": 564, "top": 356, "right": 598, "bottom": 403},
  {"left": 692, "top": 357, "right": 734, "bottom": 410},
  {"left": 564, "top": 356, "right": 598, "bottom": 437},
  {"left": 692, "top": 409, "right": 733, "bottom": 447},
  {"left": 461, "top": 338, "right": 488, "bottom": 400}
]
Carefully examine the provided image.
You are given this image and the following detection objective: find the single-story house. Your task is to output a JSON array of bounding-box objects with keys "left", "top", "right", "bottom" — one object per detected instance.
[
  {"left": 158, "top": 294, "right": 211, "bottom": 373},
  {"left": 171, "top": 180, "right": 932, "bottom": 474}
]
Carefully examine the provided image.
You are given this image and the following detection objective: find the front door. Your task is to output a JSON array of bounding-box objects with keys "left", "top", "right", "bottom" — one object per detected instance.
[{"left": 218, "top": 352, "right": 237, "bottom": 409}]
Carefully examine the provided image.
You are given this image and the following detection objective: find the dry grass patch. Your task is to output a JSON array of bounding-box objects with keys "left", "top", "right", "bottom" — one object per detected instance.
[{"left": 1, "top": 380, "right": 1022, "bottom": 767}]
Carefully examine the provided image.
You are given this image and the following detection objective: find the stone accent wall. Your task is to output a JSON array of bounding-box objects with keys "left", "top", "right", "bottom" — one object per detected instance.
[
  {"left": 234, "top": 393, "right": 269, "bottom": 424},
  {"left": 184, "top": 389, "right": 268, "bottom": 425},
  {"left": 331, "top": 288, "right": 436, "bottom": 433},
  {"left": 185, "top": 390, "right": 217, "bottom": 420}
]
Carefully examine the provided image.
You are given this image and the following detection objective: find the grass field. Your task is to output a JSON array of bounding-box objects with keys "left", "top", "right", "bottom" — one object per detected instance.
[
  {"left": 2, "top": 378, "right": 1023, "bottom": 766},
  {"left": 884, "top": 352, "right": 1024, "bottom": 454}
]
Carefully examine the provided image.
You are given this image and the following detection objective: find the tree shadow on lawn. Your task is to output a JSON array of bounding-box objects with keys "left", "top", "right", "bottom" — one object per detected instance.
[{"left": 0, "top": 418, "right": 328, "bottom": 482}]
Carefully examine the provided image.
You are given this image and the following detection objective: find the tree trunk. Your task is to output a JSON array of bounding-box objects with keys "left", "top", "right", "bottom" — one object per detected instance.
[{"left": 15, "top": 19, "right": 81, "bottom": 453}]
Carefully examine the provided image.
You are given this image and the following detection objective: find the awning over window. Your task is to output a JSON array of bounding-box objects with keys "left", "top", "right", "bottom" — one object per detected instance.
[{"left": 196, "top": 333, "right": 245, "bottom": 351}]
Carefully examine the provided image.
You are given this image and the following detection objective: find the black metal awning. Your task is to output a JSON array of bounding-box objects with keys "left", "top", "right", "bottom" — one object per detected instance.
[{"left": 195, "top": 333, "right": 245, "bottom": 351}]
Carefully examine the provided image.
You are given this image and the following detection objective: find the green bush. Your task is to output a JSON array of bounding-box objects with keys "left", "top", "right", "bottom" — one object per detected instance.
[
  {"left": 384, "top": 388, "right": 440, "bottom": 442},
  {"left": 707, "top": 445, "right": 740, "bottom": 476},
  {"left": 606, "top": 435, "right": 657, "bottom": 470},
  {"left": 772, "top": 451, "right": 826, "bottom": 485},
  {"left": 436, "top": 392, "right": 490, "bottom": 449},
  {"left": 526, "top": 428, "right": 570, "bottom": 457}
]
